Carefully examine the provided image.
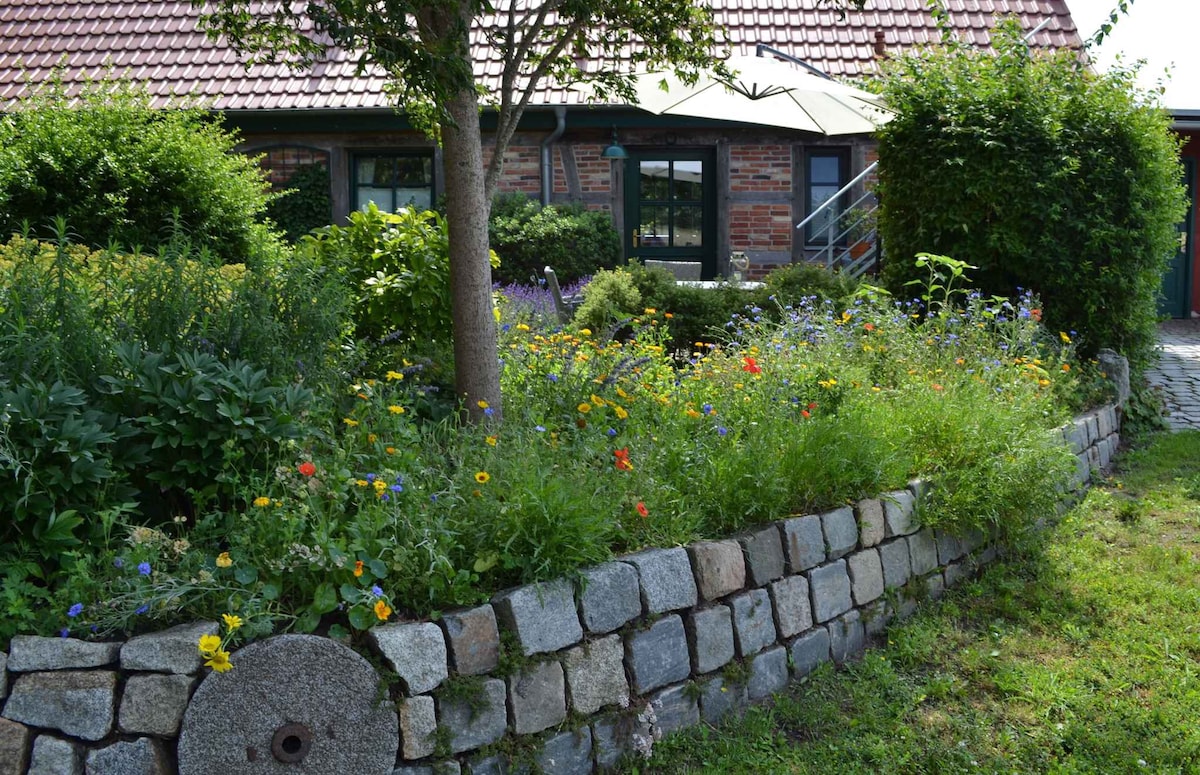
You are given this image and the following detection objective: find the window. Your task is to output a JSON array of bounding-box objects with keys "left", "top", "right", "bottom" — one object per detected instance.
[
  {"left": 353, "top": 153, "right": 434, "bottom": 212},
  {"left": 805, "top": 150, "right": 848, "bottom": 245}
]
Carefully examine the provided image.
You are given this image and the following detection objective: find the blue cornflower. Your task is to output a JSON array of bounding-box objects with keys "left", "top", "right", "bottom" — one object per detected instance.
[
  {"left": 484, "top": 407, "right": 494, "bottom": 417},
  {"left": 60, "top": 628, "right": 70, "bottom": 638},
  {"left": 716, "top": 426, "right": 728, "bottom": 437},
  {"left": 135, "top": 605, "right": 149, "bottom": 615},
  {"left": 547, "top": 373, "right": 558, "bottom": 382},
  {"left": 390, "top": 484, "right": 403, "bottom": 493},
  {"left": 381, "top": 494, "right": 390, "bottom": 502},
  {"left": 113, "top": 558, "right": 124, "bottom": 569},
  {"left": 701, "top": 403, "right": 713, "bottom": 415},
  {"left": 67, "top": 603, "right": 83, "bottom": 618},
  {"left": 606, "top": 428, "right": 617, "bottom": 437},
  {"left": 366, "top": 473, "right": 376, "bottom": 483},
  {"left": 137, "top": 562, "right": 151, "bottom": 576},
  {"left": 535, "top": 425, "right": 546, "bottom": 432},
  {"left": 371, "top": 585, "right": 383, "bottom": 597}
]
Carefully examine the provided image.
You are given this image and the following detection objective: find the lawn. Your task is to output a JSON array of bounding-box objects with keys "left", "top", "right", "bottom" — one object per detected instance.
[{"left": 641, "top": 431, "right": 1200, "bottom": 774}]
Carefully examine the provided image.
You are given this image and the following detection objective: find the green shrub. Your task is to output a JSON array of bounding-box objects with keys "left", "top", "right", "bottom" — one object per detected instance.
[
  {"left": 266, "top": 163, "right": 333, "bottom": 242},
  {"left": 876, "top": 21, "right": 1187, "bottom": 374},
  {"left": 573, "top": 267, "right": 643, "bottom": 335},
  {"left": 489, "top": 194, "right": 621, "bottom": 285},
  {"left": 300, "top": 204, "right": 497, "bottom": 352},
  {"left": 0, "top": 74, "right": 281, "bottom": 263}
]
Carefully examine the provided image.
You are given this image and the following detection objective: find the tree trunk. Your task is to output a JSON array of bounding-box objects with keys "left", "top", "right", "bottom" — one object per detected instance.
[{"left": 442, "top": 85, "right": 502, "bottom": 424}]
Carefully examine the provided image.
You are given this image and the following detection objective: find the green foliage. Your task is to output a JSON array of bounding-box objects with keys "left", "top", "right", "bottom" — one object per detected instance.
[
  {"left": 573, "top": 267, "right": 643, "bottom": 336},
  {"left": 876, "top": 20, "right": 1187, "bottom": 374},
  {"left": 266, "top": 163, "right": 333, "bottom": 242},
  {"left": 488, "top": 194, "right": 622, "bottom": 285},
  {"left": 300, "top": 204, "right": 498, "bottom": 347},
  {"left": 0, "top": 74, "right": 280, "bottom": 263}
]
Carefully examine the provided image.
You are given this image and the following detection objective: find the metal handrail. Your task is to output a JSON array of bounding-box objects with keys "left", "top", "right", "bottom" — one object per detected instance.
[{"left": 794, "top": 160, "right": 878, "bottom": 234}]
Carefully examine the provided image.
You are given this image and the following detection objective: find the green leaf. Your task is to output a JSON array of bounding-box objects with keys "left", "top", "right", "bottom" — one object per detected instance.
[
  {"left": 234, "top": 566, "right": 258, "bottom": 585},
  {"left": 348, "top": 605, "right": 376, "bottom": 631},
  {"left": 310, "top": 582, "right": 338, "bottom": 614}
]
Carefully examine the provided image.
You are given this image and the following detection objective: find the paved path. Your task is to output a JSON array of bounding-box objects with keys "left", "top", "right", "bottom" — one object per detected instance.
[{"left": 1146, "top": 319, "right": 1200, "bottom": 431}]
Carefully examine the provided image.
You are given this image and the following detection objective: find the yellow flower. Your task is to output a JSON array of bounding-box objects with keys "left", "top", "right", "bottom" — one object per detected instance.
[
  {"left": 343, "top": 418, "right": 359, "bottom": 427},
  {"left": 577, "top": 402, "right": 592, "bottom": 414},
  {"left": 385, "top": 370, "right": 404, "bottom": 381},
  {"left": 388, "top": 405, "right": 406, "bottom": 415},
  {"left": 1062, "top": 363, "right": 1071, "bottom": 372},
  {"left": 356, "top": 479, "right": 369, "bottom": 487},
  {"left": 477, "top": 400, "right": 489, "bottom": 410},
  {"left": 198, "top": 634, "right": 221, "bottom": 656},
  {"left": 367, "top": 433, "right": 377, "bottom": 443},
  {"left": 374, "top": 599, "right": 393, "bottom": 621},
  {"left": 385, "top": 447, "right": 396, "bottom": 455},
  {"left": 590, "top": 394, "right": 606, "bottom": 407},
  {"left": 1060, "top": 331, "right": 1071, "bottom": 343},
  {"left": 580, "top": 328, "right": 592, "bottom": 337},
  {"left": 686, "top": 408, "right": 701, "bottom": 419},
  {"left": 516, "top": 323, "right": 531, "bottom": 332},
  {"left": 222, "top": 613, "right": 243, "bottom": 631},
  {"left": 373, "top": 479, "right": 387, "bottom": 493},
  {"left": 205, "top": 650, "right": 233, "bottom": 673},
  {"left": 475, "top": 471, "right": 491, "bottom": 484},
  {"left": 252, "top": 496, "right": 271, "bottom": 508},
  {"left": 216, "top": 552, "right": 233, "bottom": 568},
  {"left": 613, "top": 405, "right": 629, "bottom": 420},
  {"left": 644, "top": 308, "right": 657, "bottom": 315},
  {"left": 485, "top": 435, "right": 498, "bottom": 447}
]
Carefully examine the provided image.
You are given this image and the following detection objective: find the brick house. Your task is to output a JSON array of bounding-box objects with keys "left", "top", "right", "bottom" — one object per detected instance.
[{"left": 0, "top": 0, "right": 1083, "bottom": 280}]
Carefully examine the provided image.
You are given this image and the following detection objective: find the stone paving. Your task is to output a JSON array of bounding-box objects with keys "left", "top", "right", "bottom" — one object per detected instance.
[{"left": 1146, "top": 319, "right": 1200, "bottom": 431}]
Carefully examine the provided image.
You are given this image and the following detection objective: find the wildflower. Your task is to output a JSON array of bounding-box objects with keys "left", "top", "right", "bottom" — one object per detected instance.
[
  {"left": 932, "top": 384, "right": 944, "bottom": 391},
  {"left": 686, "top": 408, "right": 701, "bottom": 419},
  {"left": 516, "top": 323, "right": 531, "bottom": 332},
  {"left": 614, "top": 405, "right": 629, "bottom": 420},
  {"left": 385, "top": 370, "right": 404, "bottom": 381},
  {"left": 388, "top": 405, "right": 405, "bottom": 414},
  {"left": 1062, "top": 363, "right": 1071, "bottom": 372},
  {"left": 216, "top": 552, "right": 233, "bottom": 568},
  {"left": 343, "top": 418, "right": 360, "bottom": 427},
  {"left": 636, "top": 501, "right": 649, "bottom": 518},
  {"left": 67, "top": 603, "right": 83, "bottom": 618},
  {"left": 135, "top": 604, "right": 149, "bottom": 615},
  {"left": 863, "top": 323, "right": 875, "bottom": 332},
  {"left": 535, "top": 425, "right": 546, "bottom": 433},
  {"left": 205, "top": 650, "right": 233, "bottom": 673},
  {"left": 385, "top": 447, "right": 396, "bottom": 455},
  {"left": 367, "top": 433, "right": 377, "bottom": 443},
  {"left": 613, "top": 448, "right": 633, "bottom": 471},
  {"left": 577, "top": 402, "right": 592, "bottom": 414},
  {"left": 742, "top": 357, "right": 762, "bottom": 374},
  {"left": 253, "top": 496, "right": 271, "bottom": 507},
  {"left": 298, "top": 462, "right": 316, "bottom": 477},
  {"left": 475, "top": 471, "right": 491, "bottom": 484},
  {"left": 353, "top": 560, "right": 364, "bottom": 577},
  {"left": 591, "top": 394, "right": 607, "bottom": 407},
  {"left": 818, "top": 379, "right": 837, "bottom": 389},
  {"left": 60, "top": 628, "right": 70, "bottom": 638},
  {"left": 198, "top": 634, "right": 222, "bottom": 655},
  {"left": 222, "top": 613, "right": 243, "bottom": 631},
  {"left": 801, "top": 410, "right": 811, "bottom": 419},
  {"left": 580, "top": 328, "right": 592, "bottom": 336},
  {"left": 477, "top": 400, "right": 489, "bottom": 410},
  {"left": 390, "top": 484, "right": 403, "bottom": 493},
  {"left": 716, "top": 426, "right": 728, "bottom": 436},
  {"left": 485, "top": 435, "right": 498, "bottom": 447},
  {"left": 138, "top": 562, "right": 151, "bottom": 576},
  {"left": 664, "top": 312, "right": 673, "bottom": 319},
  {"left": 356, "top": 479, "right": 369, "bottom": 487},
  {"left": 371, "top": 585, "right": 383, "bottom": 597},
  {"left": 373, "top": 479, "right": 387, "bottom": 495},
  {"left": 607, "top": 428, "right": 617, "bottom": 437},
  {"left": 374, "top": 599, "right": 393, "bottom": 621},
  {"left": 1060, "top": 331, "right": 1071, "bottom": 344},
  {"left": 113, "top": 558, "right": 124, "bottom": 569},
  {"left": 701, "top": 403, "right": 713, "bottom": 415},
  {"left": 1030, "top": 308, "right": 1043, "bottom": 322}
]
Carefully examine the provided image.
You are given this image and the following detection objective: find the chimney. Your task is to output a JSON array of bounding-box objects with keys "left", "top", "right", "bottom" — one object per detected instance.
[{"left": 874, "top": 30, "right": 886, "bottom": 58}]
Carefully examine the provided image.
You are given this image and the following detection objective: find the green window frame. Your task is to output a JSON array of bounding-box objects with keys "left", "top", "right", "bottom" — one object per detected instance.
[{"left": 353, "top": 152, "right": 434, "bottom": 213}]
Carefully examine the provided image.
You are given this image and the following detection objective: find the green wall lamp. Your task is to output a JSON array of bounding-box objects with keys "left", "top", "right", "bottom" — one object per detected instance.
[{"left": 600, "top": 127, "right": 628, "bottom": 159}]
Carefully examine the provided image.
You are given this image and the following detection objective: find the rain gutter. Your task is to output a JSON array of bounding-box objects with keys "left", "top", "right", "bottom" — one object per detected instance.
[{"left": 540, "top": 106, "right": 567, "bottom": 206}]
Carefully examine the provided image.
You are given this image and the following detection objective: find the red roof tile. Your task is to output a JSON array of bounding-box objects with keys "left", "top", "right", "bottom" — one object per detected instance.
[{"left": 0, "top": 0, "right": 1082, "bottom": 112}]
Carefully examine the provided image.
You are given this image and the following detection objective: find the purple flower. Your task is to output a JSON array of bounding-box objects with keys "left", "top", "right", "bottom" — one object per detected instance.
[
  {"left": 606, "top": 428, "right": 617, "bottom": 437},
  {"left": 371, "top": 585, "right": 383, "bottom": 597},
  {"left": 113, "top": 558, "right": 124, "bottom": 569},
  {"left": 484, "top": 407, "right": 495, "bottom": 417},
  {"left": 702, "top": 403, "right": 713, "bottom": 415},
  {"left": 67, "top": 603, "right": 83, "bottom": 618},
  {"left": 59, "top": 628, "right": 70, "bottom": 638},
  {"left": 390, "top": 484, "right": 403, "bottom": 493},
  {"left": 547, "top": 373, "right": 558, "bottom": 383},
  {"left": 535, "top": 425, "right": 546, "bottom": 433},
  {"left": 366, "top": 473, "right": 376, "bottom": 483},
  {"left": 716, "top": 426, "right": 728, "bottom": 437},
  {"left": 135, "top": 604, "right": 149, "bottom": 615},
  {"left": 137, "top": 562, "right": 151, "bottom": 576}
]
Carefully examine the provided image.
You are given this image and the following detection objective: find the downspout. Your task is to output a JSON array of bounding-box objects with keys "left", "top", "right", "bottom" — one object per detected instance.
[{"left": 540, "top": 106, "right": 567, "bottom": 206}]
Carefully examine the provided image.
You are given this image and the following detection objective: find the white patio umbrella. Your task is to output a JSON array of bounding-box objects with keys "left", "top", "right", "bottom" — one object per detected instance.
[{"left": 632, "top": 54, "right": 891, "bottom": 135}]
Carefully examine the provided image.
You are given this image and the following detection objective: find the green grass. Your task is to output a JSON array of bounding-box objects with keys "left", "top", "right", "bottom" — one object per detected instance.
[{"left": 641, "top": 431, "right": 1200, "bottom": 774}]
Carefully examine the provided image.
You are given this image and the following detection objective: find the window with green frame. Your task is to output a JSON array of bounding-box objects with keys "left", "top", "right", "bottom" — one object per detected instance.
[
  {"left": 353, "top": 153, "right": 434, "bottom": 212},
  {"left": 805, "top": 149, "right": 849, "bottom": 245}
]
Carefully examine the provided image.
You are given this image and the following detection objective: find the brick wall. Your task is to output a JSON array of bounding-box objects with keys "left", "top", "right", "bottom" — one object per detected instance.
[{"left": 257, "top": 146, "right": 329, "bottom": 188}]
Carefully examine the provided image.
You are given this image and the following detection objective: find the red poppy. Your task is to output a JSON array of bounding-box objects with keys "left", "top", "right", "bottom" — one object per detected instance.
[
  {"left": 863, "top": 323, "right": 875, "bottom": 332},
  {"left": 613, "top": 448, "right": 633, "bottom": 471},
  {"left": 801, "top": 410, "right": 811, "bottom": 419},
  {"left": 636, "top": 501, "right": 649, "bottom": 518},
  {"left": 1030, "top": 308, "right": 1042, "bottom": 322},
  {"left": 297, "top": 461, "right": 316, "bottom": 477},
  {"left": 742, "top": 357, "right": 762, "bottom": 374},
  {"left": 807, "top": 402, "right": 818, "bottom": 410}
]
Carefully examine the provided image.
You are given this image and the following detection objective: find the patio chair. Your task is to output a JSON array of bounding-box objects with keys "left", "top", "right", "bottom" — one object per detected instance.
[
  {"left": 644, "top": 259, "right": 702, "bottom": 281},
  {"left": 543, "top": 266, "right": 582, "bottom": 323}
]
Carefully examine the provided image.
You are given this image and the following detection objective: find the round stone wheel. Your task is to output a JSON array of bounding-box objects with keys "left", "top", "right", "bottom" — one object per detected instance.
[{"left": 178, "top": 634, "right": 398, "bottom": 774}]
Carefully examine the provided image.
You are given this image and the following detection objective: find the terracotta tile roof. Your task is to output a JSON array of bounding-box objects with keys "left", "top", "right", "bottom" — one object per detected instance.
[{"left": 0, "top": 0, "right": 1082, "bottom": 112}]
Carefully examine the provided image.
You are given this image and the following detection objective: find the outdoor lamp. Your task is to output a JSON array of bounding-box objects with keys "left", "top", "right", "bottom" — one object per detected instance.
[{"left": 601, "top": 127, "right": 628, "bottom": 159}]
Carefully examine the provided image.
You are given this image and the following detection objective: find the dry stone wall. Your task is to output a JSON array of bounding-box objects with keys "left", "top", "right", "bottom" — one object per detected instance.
[{"left": 0, "top": 405, "right": 1121, "bottom": 775}]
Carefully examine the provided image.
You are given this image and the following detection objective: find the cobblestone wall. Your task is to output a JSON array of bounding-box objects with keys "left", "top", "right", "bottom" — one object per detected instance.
[{"left": 0, "top": 406, "right": 1121, "bottom": 775}]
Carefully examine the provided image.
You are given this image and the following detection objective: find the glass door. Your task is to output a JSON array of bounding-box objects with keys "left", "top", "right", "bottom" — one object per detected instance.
[
  {"left": 1160, "top": 158, "right": 1194, "bottom": 318},
  {"left": 624, "top": 150, "right": 717, "bottom": 279}
]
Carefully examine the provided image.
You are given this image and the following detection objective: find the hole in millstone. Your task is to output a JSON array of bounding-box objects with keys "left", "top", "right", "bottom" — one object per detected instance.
[
  {"left": 271, "top": 722, "right": 313, "bottom": 763},
  {"left": 281, "top": 736, "right": 303, "bottom": 755}
]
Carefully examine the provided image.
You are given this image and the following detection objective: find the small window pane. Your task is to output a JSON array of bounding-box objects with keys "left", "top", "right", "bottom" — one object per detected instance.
[
  {"left": 672, "top": 161, "right": 703, "bottom": 201},
  {"left": 639, "top": 206, "right": 670, "bottom": 247},
  {"left": 357, "top": 187, "right": 394, "bottom": 212},
  {"left": 810, "top": 155, "right": 840, "bottom": 184},
  {"left": 673, "top": 206, "right": 703, "bottom": 247},
  {"left": 395, "top": 157, "right": 432, "bottom": 186},
  {"left": 639, "top": 161, "right": 671, "bottom": 201}
]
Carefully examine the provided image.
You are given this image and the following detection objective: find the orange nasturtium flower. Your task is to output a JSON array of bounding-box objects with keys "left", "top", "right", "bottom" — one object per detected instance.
[
  {"left": 374, "top": 599, "right": 393, "bottom": 621},
  {"left": 353, "top": 560, "right": 364, "bottom": 578}
]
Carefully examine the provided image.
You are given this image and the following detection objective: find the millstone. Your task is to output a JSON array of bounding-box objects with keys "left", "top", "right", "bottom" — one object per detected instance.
[{"left": 177, "top": 634, "right": 398, "bottom": 774}]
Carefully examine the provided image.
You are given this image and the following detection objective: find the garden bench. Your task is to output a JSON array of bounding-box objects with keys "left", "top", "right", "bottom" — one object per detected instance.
[{"left": 543, "top": 266, "right": 583, "bottom": 323}]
